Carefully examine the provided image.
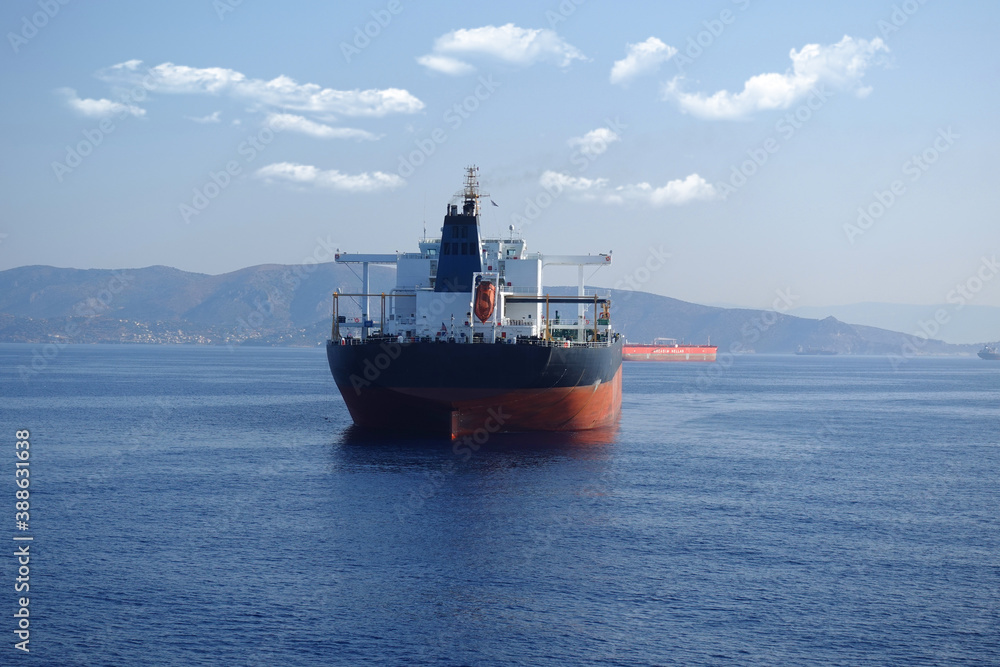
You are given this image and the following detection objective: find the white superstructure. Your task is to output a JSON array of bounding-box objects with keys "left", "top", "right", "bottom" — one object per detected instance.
[{"left": 332, "top": 166, "right": 613, "bottom": 345}]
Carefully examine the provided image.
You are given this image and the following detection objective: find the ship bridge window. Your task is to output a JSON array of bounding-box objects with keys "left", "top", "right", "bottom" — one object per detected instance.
[
  {"left": 442, "top": 244, "right": 451, "bottom": 255},
  {"left": 461, "top": 225, "right": 469, "bottom": 238},
  {"left": 461, "top": 242, "right": 469, "bottom": 254},
  {"left": 451, "top": 226, "right": 460, "bottom": 238}
]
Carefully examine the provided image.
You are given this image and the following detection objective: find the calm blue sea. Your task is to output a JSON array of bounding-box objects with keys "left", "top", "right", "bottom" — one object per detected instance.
[{"left": 1, "top": 344, "right": 998, "bottom": 666}]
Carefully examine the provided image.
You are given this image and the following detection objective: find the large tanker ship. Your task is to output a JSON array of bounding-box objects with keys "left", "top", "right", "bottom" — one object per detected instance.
[{"left": 326, "top": 167, "right": 622, "bottom": 437}]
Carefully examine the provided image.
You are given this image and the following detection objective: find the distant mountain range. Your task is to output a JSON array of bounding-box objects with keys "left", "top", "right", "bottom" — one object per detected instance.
[
  {"left": 790, "top": 303, "right": 999, "bottom": 345},
  {"left": 0, "top": 263, "right": 986, "bottom": 356},
  {"left": 571, "top": 289, "right": 978, "bottom": 356},
  {"left": 0, "top": 263, "right": 393, "bottom": 347}
]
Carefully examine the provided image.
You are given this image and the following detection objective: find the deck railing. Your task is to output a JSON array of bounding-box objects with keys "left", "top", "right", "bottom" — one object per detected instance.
[
  {"left": 331, "top": 292, "right": 612, "bottom": 343},
  {"left": 333, "top": 334, "right": 617, "bottom": 348}
]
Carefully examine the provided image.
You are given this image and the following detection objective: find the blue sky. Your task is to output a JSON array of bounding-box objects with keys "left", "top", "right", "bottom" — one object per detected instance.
[{"left": 2, "top": 0, "right": 999, "bottom": 310}]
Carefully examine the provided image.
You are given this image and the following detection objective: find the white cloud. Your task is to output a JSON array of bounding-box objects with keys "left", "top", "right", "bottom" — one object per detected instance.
[
  {"left": 664, "top": 35, "right": 889, "bottom": 119},
  {"left": 265, "top": 113, "right": 380, "bottom": 141},
  {"left": 97, "top": 60, "right": 424, "bottom": 117},
  {"left": 610, "top": 37, "right": 677, "bottom": 86},
  {"left": 568, "top": 128, "right": 620, "bottom": 156},
  {"left": 416, "top": 54, "right": 476, "bottom": 76},
  {"left": 611, "top": 174, "right": 718, "bottom": 206},
  {"left": 187, "top": 111, "right": 222, "bottom": 123},
  {"left": 418, "top": 23, "right": 585, "bottom": 75},
  {"left": 58, "top": 87, "right": 145, "bottom": 118},
  {"left": 540, "top": 171, "right": 609, "bottom": 195},
  {"left": 255, "top": 162, "right": 404, "bottom": 193},
  {"left": 540, "top": 171, "right": 716, "bottom": 206}
]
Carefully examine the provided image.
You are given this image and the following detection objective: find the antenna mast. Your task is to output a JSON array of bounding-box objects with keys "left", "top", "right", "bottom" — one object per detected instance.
[{"left": 460, "top": 165, "right": 488, "bottom": 217}]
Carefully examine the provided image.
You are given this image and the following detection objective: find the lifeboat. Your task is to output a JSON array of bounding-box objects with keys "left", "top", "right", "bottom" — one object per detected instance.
[{"left": 474, "top": 280, "right": 496, "bottom": 323}]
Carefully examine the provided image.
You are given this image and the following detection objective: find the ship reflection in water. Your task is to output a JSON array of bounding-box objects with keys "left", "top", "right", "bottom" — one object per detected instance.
[{"left": 336, "top": 422, "right": 619, "bottom": 452}]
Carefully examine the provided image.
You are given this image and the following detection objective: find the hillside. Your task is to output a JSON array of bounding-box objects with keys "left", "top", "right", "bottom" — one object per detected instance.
[
  {"left": 0, "top": 264, "right": 981, "bottom": 355},
  {"left": 558, "top": 288, "right": 975, "bottom": 356},
  {"left": 0, "top": 263, "right": 393, "bottom": 346},
  {"left": 790, "top": 302, "right": 1000, "bottom": 345}
]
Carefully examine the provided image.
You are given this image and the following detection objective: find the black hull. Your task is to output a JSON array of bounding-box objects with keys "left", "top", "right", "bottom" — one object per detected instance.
[{"left": 327, "top": 339, "right": 623, "bottom": 436}]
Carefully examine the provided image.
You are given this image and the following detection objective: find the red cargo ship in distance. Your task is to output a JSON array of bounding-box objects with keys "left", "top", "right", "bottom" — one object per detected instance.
[{"left": 623, "top": 338, "right": 717, "bottom": 362}]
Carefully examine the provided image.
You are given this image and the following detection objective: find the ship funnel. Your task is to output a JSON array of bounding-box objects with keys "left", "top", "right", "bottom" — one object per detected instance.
[{"left": 434, "top": 167, "right": 484, "bottom": 292}]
